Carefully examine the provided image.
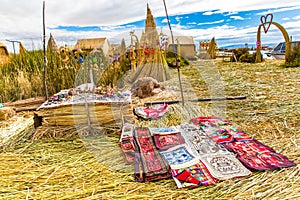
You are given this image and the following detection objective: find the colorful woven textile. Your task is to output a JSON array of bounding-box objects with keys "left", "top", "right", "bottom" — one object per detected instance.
[
  {"left": 178, "top": 123, "right": 228, "bottom": 156},
  {"left": 133, "top": 104, "right": 168, "bottom": 120},
  {"left": 178, "top": 123, "right": 252, "bottom": 180},
  {"left": 160, "top": 145, "right": 196, "bottom": 165},
  {"left": 150, "top": 126, "right": 185, "bottom": 150},
  {"left": 224, "top": 139, "right": 297, "bottom": 171},
  {"left": 119, "top": 117, "right": 296, "bottom": 186},
  {"left": 133, "top": 127, "right": 171, "bottom": 182},
  {"left": 120, "top": 123, "right": 136, "bottom": 164},
  {"left": 199, "top": 153, "right": 252, "bottom": 180},
  {"left": 160, "top": 145, "right": 216, "bottom": 188},
  {"left": 191, "top": 116, "right": 296, "bottom": 171},
  {"left": 191, "top": 116, "right": 251, "bottom": 143}
]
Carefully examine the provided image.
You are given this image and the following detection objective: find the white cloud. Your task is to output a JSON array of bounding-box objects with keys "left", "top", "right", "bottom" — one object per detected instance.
[
  {"left": 294, "top": 15, "right": 300, "bottom": 20},
  {"left": 224, "top": 11, "right": 238, "bottom": 16},
  {"left": 161, "top": 18, "right": 168, "bottom": 23},
  {"left": 198, "top": 20, "right": 225, "bottom": 26},
  {"left": 257, "top": 5, "right": 300, "bottom": 15},
  {"left": 175, "top": 16, "right": 182, "bottom": 22},
  {"left": 1, "top": 0, "right": 300, "bottom": 52},
  {"left": 203, "top": 10, "right": 222, "bottom": 16},
  {"left": 230, "top": 16, "right": 246, "bottom": 20}
]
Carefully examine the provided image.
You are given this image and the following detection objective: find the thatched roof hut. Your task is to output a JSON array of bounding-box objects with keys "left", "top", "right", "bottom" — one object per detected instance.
[
  {"left": 47, "top": 33, "right": 58, "bottom": 53},
  {"left": 168, "top": 36, "right": 196, "bottom": 60},
  {"left": 207, "top": 37, "right": 217, "bottom": 59},
  {"left": 0, "top": 42, "right": 9, "bottom": 64},
  {"left": 74, "top": 38, "right": 111, "bottom": 57},
  {"left": 19, "top": 42, "right": 27, "bottom": 56}
]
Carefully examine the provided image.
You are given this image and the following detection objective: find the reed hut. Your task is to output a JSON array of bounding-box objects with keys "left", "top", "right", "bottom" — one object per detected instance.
[
  {"left": 168, "top": 36, "right": 196, "bottom": 60},
  {"left": 74, "top": 38, "right": 111, "bottom": 57},
  {"left": 47, "top": 33, "right": 58, "bottom": 53},
  {"left": 124, "top": 4, "right": 170, "bottom": 84},
  {"left": 0, "top": 42, "right": 9, "bottom": 64}
]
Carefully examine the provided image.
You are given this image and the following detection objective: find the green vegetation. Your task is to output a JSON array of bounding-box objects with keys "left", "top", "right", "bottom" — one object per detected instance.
[
  {"left": 0, "top": 50, "right": 77, "bottom": 102},
  {"left": 0, "top": 50, "right": 129, "bottom": 103},
  {"left": 285, "top": 44, "right": 300, "bottom": 67},
  {"left": 166, "top": 51, "right": 190, "bottom": 67},
  {"left": 231, "top": 48, "right": 258, "bottom": 63}
]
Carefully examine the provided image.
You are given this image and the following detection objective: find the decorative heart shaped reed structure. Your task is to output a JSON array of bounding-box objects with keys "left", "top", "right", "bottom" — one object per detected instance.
[{"left": 260, "top": 13, "right": 273, "bottom": 33}]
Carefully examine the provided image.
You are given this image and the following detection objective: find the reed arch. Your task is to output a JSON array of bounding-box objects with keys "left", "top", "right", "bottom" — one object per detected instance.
[{"left": 256, "top": 21, "right": 290, "bottom": 63}]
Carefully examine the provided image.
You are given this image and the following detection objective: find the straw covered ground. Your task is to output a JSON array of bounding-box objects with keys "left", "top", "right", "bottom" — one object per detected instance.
[{"left": 0, "top": 60, "right": 299, "bottom": 199}]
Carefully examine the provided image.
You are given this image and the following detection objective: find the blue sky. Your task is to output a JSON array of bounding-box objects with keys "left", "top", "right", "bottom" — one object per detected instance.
[{"left": 1, "top": 0, "right": 300, "bottom": 52}]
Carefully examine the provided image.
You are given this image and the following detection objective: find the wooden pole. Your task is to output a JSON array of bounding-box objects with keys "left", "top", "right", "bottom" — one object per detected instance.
[
  {"left": 162, "top": 0, "right": 184, "bottom": 106},
  {"left": 144, "top": 96, "right": 247, "bottom": 106},
  {"left": 43, "top": 1, "right": 49, "bottom": 100}
]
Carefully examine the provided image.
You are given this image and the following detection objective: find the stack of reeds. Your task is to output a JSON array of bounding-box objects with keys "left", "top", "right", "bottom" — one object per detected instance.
[
  {"left": 3, "top": 97, "right": 45, "bottom": 112},
  {"left": 0, "top": 115, "right": 34, "bottom": 149},
  {"left": 35, "top": 102, "right": 133, "bottom": 127},
  {"left": 0, "top": 107, "right": 16, "bottom": 120},
  {"left": 34, "top": 99, "right": 135, "bottom": 139}
]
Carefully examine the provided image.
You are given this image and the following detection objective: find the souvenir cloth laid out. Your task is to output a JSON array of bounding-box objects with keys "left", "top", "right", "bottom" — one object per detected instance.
[
  {"left": 133, "top": 104, "right": 168, "bottom": 120},
  {"left": 190, "top": 116, "right": 252, "bottom": 144},
  {"left": 38, "top": 86, "right": 132, "bottom": 110},
  {"left": 178, "top": 123, "right": 252, "bottom": 181},
  {"left": 191, "top": 116, "right": 296, "bottom": 171},
  {"left": 160, "top": 145, "right": 216, "bottom": 188},
  {"left": 223, "top": 139, "right": 297, "bottom": 171},
  {"left": 178, "top": 123, "right": 228, "bottom": 156},
  {"left": 119, "top": 123, "right": 136, "bottom": 164},
  {"left": 133, "top": 127, "right": 171, "bottom": 182},
  {"left": 149, "top": 126, "right": 185, "bottom": 150}
]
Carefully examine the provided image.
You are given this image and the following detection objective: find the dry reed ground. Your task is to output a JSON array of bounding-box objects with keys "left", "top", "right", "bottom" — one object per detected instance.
[{"left": 0, "top": 60, "right": 299, "bottom": 199}]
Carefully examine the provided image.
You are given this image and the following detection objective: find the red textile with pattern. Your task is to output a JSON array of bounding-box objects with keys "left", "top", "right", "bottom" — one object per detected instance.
[
  {"left": 191, "top": 116, "right": 251, "bottom": 143},
  {"left": 153, "top": 132, "right": 185, "bottom": 150},
  {"left": 223, "top": 139, "right": 296, "bottom": 171},
  {"left": 171, "top": 161, "right": 216, "bottom": 187},
  {"left": 120, "top": 136, "right": 136, "bottom": 164},
  {"left": 134, "top": 127, "right": 171, "bottom": 182}
]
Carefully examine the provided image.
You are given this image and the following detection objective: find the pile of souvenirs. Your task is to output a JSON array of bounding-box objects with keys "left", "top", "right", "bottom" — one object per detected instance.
[
  {"left": 120, "top": 116, "right": 296, "bottom": 188},
  {"left": 38, "top": 85, "right": 131, "bottom": 110}
]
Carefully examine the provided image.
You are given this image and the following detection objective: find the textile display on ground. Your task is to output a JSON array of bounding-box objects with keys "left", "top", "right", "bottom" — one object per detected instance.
[
  {"left": 191, "top": 116, "right": 297, "bottom": 171},
  {"left": 35, "top": 85, "right": 133, "bottom": 129},
  {"left": 120, "top": 116, "right": 296, "bottom": 188}
]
